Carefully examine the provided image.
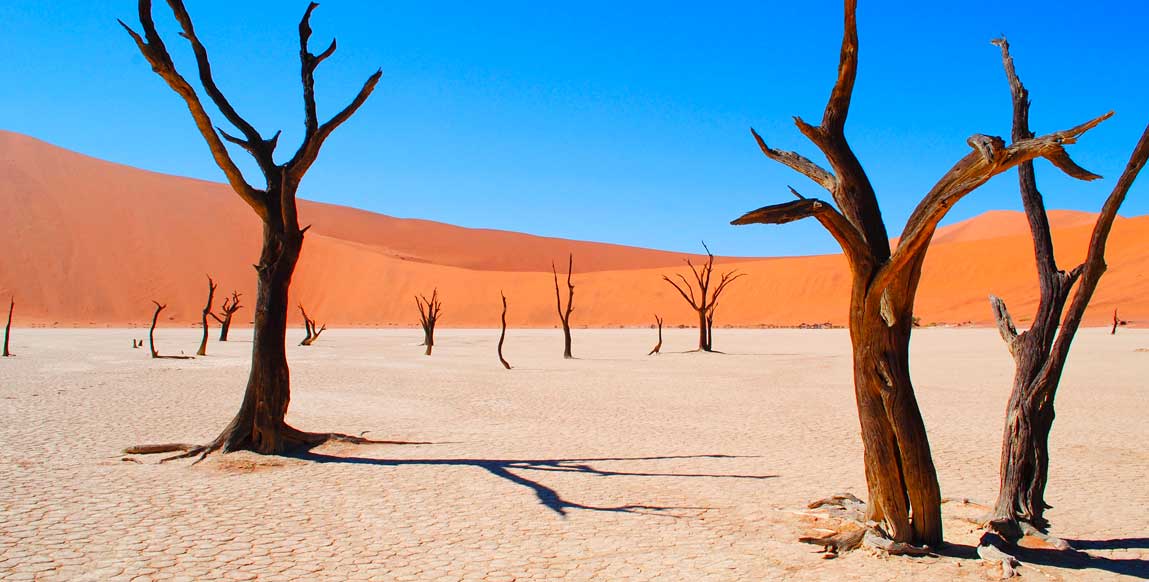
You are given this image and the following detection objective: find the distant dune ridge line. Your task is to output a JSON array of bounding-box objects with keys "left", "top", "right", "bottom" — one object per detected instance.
[{"left": 1, "top": 130, "right": 1145, "bottom": 328}]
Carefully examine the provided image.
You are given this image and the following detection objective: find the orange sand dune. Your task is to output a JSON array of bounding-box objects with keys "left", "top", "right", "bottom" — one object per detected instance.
[{"left": 1, "top": 130, "right": 1145, "bottom": 328}]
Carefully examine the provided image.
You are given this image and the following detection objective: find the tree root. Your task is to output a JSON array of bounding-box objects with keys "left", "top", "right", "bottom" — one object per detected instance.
[
  {"left": 977, "top": 517, "right": 1074, "bottom": 578},
  {"left": 124, "top": 429, "right": 432, "bottom": 465},
  {"left": 799, "top": 493, "right": 934, "bottom": 559}
]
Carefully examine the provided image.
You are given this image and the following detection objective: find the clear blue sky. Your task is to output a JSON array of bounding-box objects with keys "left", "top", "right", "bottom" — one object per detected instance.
[{"left": 3, "top": 1, "right": 1146, "bottom": 256}]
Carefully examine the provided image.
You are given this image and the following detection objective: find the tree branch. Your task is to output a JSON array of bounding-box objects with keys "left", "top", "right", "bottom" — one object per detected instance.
[
  {"left": 988, "top": 294, "right": 1020, "bottom": 358},
  {"left": 732, "top": 197, "right": 871, "bottom": 268},
  {"left": 873, "top": 112, "right": 1112, "bottom": 296},
  {"left": 750, "top": 128, "right": 837, "bottom": 193}
]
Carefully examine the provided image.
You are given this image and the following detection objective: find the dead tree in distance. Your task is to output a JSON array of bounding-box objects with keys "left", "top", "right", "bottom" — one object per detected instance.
[
  {"left": 298, "top": 304, "right": 326, "bottom": 346},
  {"left": 648, "top": 314, "right": 663, "bottom": 355},
  {"left": 211, "top": 291, "right": 243, "bottom": 341},
  {"left": 498, "top": 292, "right": 511, "bottom": 369},
  {"left": 415, "top": 289, "right": 442, "bottom": 356},
  {"left": 196, "top": 275, "right": 218, "bottom": 356},
  {"left": 662, "top": 242, "right": 744, "bottom": 352},
  {"left": 2, "top": 297, "right": 12, "bottom": 357},
  {"left": 552, "top": 254, "right": 575, "bottom": 359},
  {"left": 148, "top": 301, "right": 193, "bottom": 360},
  {"left": 1111, "top": 309, "right": 1122, "bottom": 335},
  {"left": 731, "top": 0, "right": 1109, "bottom": 549},
  {"left": 121, "top": 0, "right": 386, "bottom": 459},
  {"left": 981, "top": 39, "right": 1149, "bottom": 557}
]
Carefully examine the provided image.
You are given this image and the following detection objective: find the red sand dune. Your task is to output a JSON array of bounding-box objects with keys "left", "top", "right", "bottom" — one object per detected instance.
[{"left": 1, "top": 130, "right": 1145, "bottom": 328}]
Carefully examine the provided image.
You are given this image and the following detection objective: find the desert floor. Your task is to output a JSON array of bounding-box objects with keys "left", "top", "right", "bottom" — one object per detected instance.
[{"left": 1, "top": 327, "right": 1146, "bottom": 581}]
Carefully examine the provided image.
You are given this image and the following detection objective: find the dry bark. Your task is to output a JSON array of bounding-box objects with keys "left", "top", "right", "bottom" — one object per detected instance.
[
  {"left": 147, "top": 301, "right": 192, "bottom": 360},
  {"left": 731, "top": 2, "right": 1110, "bottom": 548},
  {"left": 415, "top": 289, "right": 442, "bottom": 356},
  {"left": 210, "top": 291, "right": 242, "bottom": 341},
  {"left": 662, "top": 242, "right": 744, "bottom": 352},
  {"left": 196, "top": 275, "right": 218, "bottom": 356},
  {"left": 2, "top": 297, "right": 12, "bottom": 357},
  {"left": 122, "top": 0, "right": 384, "bottom": 458},
  {"left": 648, "top": 315, "right": 663, "bottom": 355},
  {"left": 298, "top": 304, "right": 326, "bottom": 346},
  {"left": 982, "top": 38, "right": 1149, "bottom": 556},
  {"left": 498, "top": 292, "right": 511, "bottom": 370},
  {"left": 552, "top": 254, "right": 575, "bottom": 359}
]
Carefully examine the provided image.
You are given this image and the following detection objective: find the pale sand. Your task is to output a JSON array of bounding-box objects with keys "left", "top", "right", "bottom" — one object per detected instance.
[{"left": 0, "top": 328, "right": 1146, "bottom": 581}]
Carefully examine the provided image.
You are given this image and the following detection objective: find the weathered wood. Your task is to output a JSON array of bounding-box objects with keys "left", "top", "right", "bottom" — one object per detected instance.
[
  {"left": 415, "top": 289, "right": 442, "bottom": 356},
  {"left": 298, "top": 304, "right": 326, "bottom": 346},
  {"left": 196, "top": 275, "right": 218, "bottom": 356},
  {"left": 148, "top": 301, "right": 165, "bottom": 359},
  {"left": 2, "top": 297, "right": 12, "bottom": 357},
  {"left": 985, "top": 38, "right": 1149, "bottom": 545},
  {"left": 122, "top": 0, "right": 380, "bottom": 457},
  {"left": 731, "top": 2, "right": 1109, "bottom": 548},
  {"left": 498, "top": 292, "right": 511, "bottom": 369},
  {"left": 552, "top": 254, "right": 575, "bottom": 359},
  {"left": 648, "top": 315, "right": 663, "bottom": 355},
  {"left": 662, "top": 242, "right": 745, "bottom": 351},
  {"left": 211, "top": 291, "right": 242, "bottom": 341}
]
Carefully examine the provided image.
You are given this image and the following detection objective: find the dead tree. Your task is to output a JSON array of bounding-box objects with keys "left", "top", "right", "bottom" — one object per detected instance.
[
  {"left": 498, "top": 292, "right": 511, "bottom": 369},
  {"left": 648, "top": 315, "right": 663, "bottom": 355},
  {"left": 2, "top": 297, "right": 12, "bottom": 357},
  {"left": 415, "top": 289, "right": 442, "bottom": 356},
  {"left": 196, "top": 275, "right": 218, "bottom": 356},
  {"left": 730, "top": 1, "right": 1109, "bottom": 548},
  {"left": 981, "top": 39, "right": 1149, "bottom": 556},
  {"left": 298, "top": 304, "right": 326, "bottom": 346},
  {"left": 147, "top": 301, "right": 192, "bottom": 360},
  {"left": 662, "top": 242, "right": 744, "bottom": 352},
  {"left": 121, "top": 0, "right": 385, "bottom": 459},
  {"left": 1111, "top": 309, "right": 1121, "bottom": 335},
  {"left": 552, "top": 254, "right": 575, "bottom": 359},
  {"left": 211, "top": 291, "right": 243, "bottom": 341}
]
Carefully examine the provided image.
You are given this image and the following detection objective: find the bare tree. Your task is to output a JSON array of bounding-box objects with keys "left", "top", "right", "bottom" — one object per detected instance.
[
  {"left": 498, "top": 292, "right": 511, "bottom": 370},
  {"left": 121, "top": 0, "right": 386, "bottom": 459},
  {"left": 196, "top": 275, "right": 218, "bottom": 356},
  {"left": 298, "top": 304, "right": 326, "bottom": 346},
  {"left": 148, "top": 301, "right": 192, "bottom": 360},
  {"left": 210, "top": 291, "right": 243, "bottom": 341},
  {"left": 1111, "top": 308, "right": 1122, "bottom": 335},
  {"left": 731, "top": 1, "right": 1109, "bottom": 549},
  {"left": 552, "top": 254, "right": 575, "bottom": 359},
  {"left": 980, "top": 39, "right": 1149, "bottom": 558},
  {"left": 648, "top": 314, "right": 663, "bottom": 356},
  {"left": 415, "top": 289, "right": 442, "bottom": 356},
  {"left": 662, "top": 242, "right": 744, "bottom": 352},
  {"left": 2, "top": 297, "right": 12, "bottom": 357}
]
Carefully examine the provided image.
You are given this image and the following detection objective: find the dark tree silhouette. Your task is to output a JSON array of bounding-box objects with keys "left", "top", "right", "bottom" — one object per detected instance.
[
  {"left": 662, "top": 242, "right": 744, "bottom": 352},
  {"left": 196, "top": 275, "right": 218, "bottom": 356},
  {"left": 415, "top": 289, "right": 442, "bottom": 356},
  {"left": 498, "top": 292, "right": 511, "bottom": 370},
  {"left": 121, "top": 0, "right": 385, "bottom": 459},
  {"left": 1111, "top": 309, "right": 1124, "bottom": 335},
  {"left": 147, "top": 301, "right": 192, "bottom": 360},
  {"left": 648, "top": 315, "right": 663, "bottom": 356},
  {"left": 211, "top": 291, "right": 243, "bottom": 341},
  {"left": 298, "top": 304, "right": 326, "bottom": 346},
  {"left": 731, "top": 0, "right": 1109, "bottom": 548},
  {"left": 2, "top": 297, "right": 12, "bottom": 357},
  {"left": 980, "top": 39, "right": 1149, "bottom": 560},
  {"left": 552, "top": 254, "right": 575, "bottom": 359}
]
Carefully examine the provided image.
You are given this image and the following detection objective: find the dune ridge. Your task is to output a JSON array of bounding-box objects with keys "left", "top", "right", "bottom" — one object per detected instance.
[{"left": 1, "top": 130, "right": 1145, "bottom": 328}]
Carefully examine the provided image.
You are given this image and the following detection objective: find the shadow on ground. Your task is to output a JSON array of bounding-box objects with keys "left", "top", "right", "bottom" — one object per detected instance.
[
  {"left": 296, "top": 452, "right": 776, "bottom": 517},
  {"left": 939, "top": 541, "right": 1149, "bottom": 578}
]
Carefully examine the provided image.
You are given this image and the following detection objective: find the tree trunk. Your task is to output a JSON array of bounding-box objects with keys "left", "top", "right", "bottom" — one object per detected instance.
[
  {"left": 148, "top": 301, "right": 164, "bottom": 359},
  {"left": 2, "top": 298, "right": 12, "bottom": 357},
  {"left": 219, "top": 313, "right": 233, "bottom": 341},
  {"left": 196, "top": 276, "right": 217, "bottom": 356},
  {"left": 211, "top": 225, "right": 302, "bottom": 454},
  {"left": 697, "top": 309, "right": 709, "bottom": 351},
  {"left": 498, "top": 292, "right": 511, "bottom": 370},
  {"left": 648, "top": 315, "right": 663, "bottom": 356},
  {"left": 850, "top": 288, "right": 943, "bottom": 547},
  {"left": 561, "top": 324, "right": 572, "bottom": 359},
  {"left": 424, "top": 327, "right": 434, "bottom": 356}
]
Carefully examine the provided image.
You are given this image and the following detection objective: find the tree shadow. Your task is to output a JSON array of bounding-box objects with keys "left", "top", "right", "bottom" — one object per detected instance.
[
  {"left": 1065, "top": 537, "right": 1149, "bottom": 551},
  {"left": 295, "top": 452, "right": 776, "bottom": 517},
  {"left": 939, "top": 542, "right": 1149, "bottom": 578}
]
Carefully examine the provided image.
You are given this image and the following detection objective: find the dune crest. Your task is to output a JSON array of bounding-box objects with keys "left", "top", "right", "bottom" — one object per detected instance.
[{"left": 1, "top": 130, "right": 1145, "bottom": 327}]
